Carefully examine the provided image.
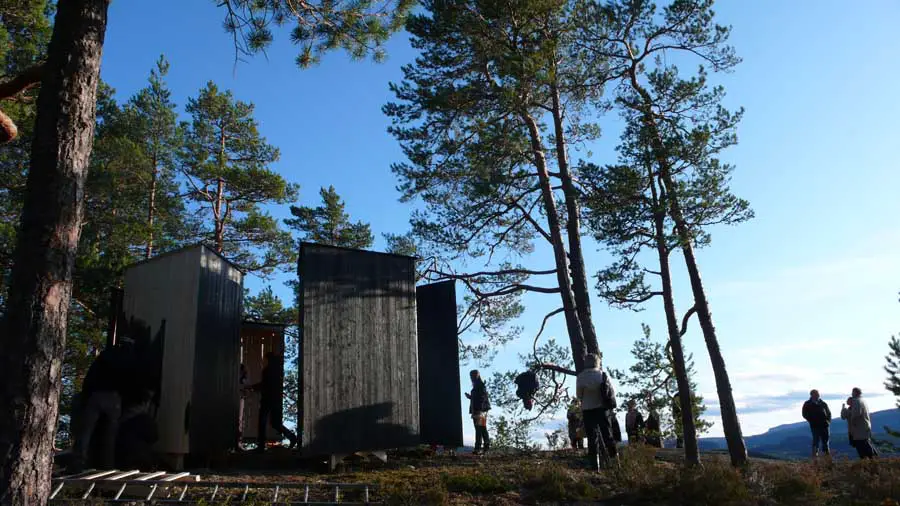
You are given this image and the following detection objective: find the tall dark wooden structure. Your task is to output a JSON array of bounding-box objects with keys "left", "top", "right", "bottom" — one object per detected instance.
[
  {"left": 299, "top": 243, "right": 420, "bottom": 455},
  {"left": 416, "top": 281, "right": 463, "bottom": 447},
  {"left": 239, "top": 322, "right": 286, "bottom": 442},
  {"left": 122, "top": 244, "right": 243, "bottom": 468}
]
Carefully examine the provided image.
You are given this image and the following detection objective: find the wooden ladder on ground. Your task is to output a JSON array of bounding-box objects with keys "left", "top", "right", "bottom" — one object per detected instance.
[{"left": 49, "top": 469, "right": 379, "bottom": 504}]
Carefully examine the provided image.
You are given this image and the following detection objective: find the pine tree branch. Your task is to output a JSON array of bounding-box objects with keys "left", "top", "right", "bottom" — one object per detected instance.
[
  {"left": 680, "top": 306, "right": 697, "bottom": 337},
  {"left": 0, "top": 63, "right": 45, "bottom": 100},
  {"left": 510, "top": 197, "right": 553, "bottom": 243},
  {"left": 534, "top": 363, "right": 576, "bottom": 376},
  {"left": 532, "top": 307, "right": 564, "bottom": 360}
]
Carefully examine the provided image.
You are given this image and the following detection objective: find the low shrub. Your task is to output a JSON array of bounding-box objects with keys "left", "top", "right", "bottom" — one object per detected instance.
[
  {"left": 765, "top": 463, "right": 827, "bottom": 505},
  {"left": 443, "top": 470, "right": 511, "bottom": 495},
  {"left": 674, "top": 461, "right": 752, "bottom": 506},
  {"left": 523, "top": 463, "right": 600, "bottom": 503}
]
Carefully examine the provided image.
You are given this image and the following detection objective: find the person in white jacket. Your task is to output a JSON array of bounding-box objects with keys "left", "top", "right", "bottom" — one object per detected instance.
[
  {"left": 576, "top": 354, "right": 617, "bottom": 470},
  {"left": 840, "top": 387, "right": 877, "bottom": 459}
]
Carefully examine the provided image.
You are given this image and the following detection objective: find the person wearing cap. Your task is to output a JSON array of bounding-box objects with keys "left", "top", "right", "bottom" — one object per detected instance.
[{"left": 801, "top": 389, "right": 832, "bottom": 458}]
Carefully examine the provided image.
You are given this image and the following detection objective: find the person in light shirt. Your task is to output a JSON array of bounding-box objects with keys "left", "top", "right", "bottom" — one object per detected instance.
[{"left": 576, "top": 353, "right": 618, "bottom": 470}]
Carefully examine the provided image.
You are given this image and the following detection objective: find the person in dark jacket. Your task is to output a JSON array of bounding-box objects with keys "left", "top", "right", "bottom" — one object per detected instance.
[
  {"left": 625, "top": 399, "right": 645, "bottom": 443},
  {"left": 514, "top": 370, "right": 539, "bottom": 410},
  {"left": 115, "top": 389, "right": 159, "bottom": 470},
  {"left": 465, "top": 370, "right": 491, "bottom": 454},
  {"left": 567, "top": 399, "right": 584, "bottom": 450},
  {"left": 248, "top": 353, "right": 297, "bottom": 451},
  {"left": 801, "top": 389, "right": 832, "bottom": 458},
  {"left": 644, "top": 406, "right": 662, "bottom": 448},
  {"left": 70, "top": 340, "right": 135, "bottom": 472}
]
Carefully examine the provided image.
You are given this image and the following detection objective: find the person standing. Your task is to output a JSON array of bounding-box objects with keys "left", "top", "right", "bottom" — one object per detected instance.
[
  {"left": 115, "top": 389, "right": 158, "bottom": 470},
  {"left": 465, "top": 370, "right": 491, "bottom": 455},
  {"left": 644, "top": 405, "right": 662, "bottom": 448},
  {"left": 69, "top": 340, "right": 134, "bottom": 472},
  {"left": 801, "top": 389, "right": 832, "bottom": 458},
  {"left": 249, "top": 352, "right": 297, "bottom": 452},
  {"left": 841, "top": 388, "right": 876, "bottom": 459},
  {"left": 625, "top": 399, "right": 645, "bottom": 444},
  {"left": 237, "top": 363, "right": 248, "bottom": 450},
  {"left": 567, "top": 399, "right": 584, "bottom": 450},
  {"left": 576, "top": 354, "right": 617, "bottom": 471}
]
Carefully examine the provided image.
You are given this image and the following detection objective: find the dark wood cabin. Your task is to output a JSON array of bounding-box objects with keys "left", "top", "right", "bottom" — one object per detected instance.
[
  {"left": 299, "top": 243, "right": 420, "bottom": 455},
  {"left": 416, "top": 280, "right": 463, "bottom": 448},
  {"left": 239, "top": 321, "right": 286, "bottom": 443},
  {"left": 121, "top": 244, "right": 243, "bottom": 469}
]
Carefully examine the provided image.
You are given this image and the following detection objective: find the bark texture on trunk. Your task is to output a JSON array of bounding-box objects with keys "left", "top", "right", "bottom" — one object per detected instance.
[
  {"left": 521, "top": 111, "right": 586, "bottom": 371},
  {"left": 649, "top": 171, "right": 699, "bottom": 466},
  {"left": 549, "top": 87, "right": 599, "bottom": 357},
  {"left": 0, "top": 1, "right": 110, "bottom": 503},
  {"left": 214, "top": 177, "right": 224, "bottom": 253},
  {"left": 145, "top": 161, "right": 158, "bottom": 259},
  {"left": 670, "top": 220, "right": 747, "bottom": 466},
  {"left": 629, "top": 77, "right": 747, "bottom": 466}
]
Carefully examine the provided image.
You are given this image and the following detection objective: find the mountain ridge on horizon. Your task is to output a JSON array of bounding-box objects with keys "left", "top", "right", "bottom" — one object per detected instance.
[{"left": 698, "top": 408, "right": 900, "bottom": 459}]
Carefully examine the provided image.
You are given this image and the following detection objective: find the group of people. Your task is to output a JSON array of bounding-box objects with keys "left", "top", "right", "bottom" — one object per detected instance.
[
  {"left": 803, "top": 388, "right": 878, "bottom": 459},
  {"left": 468, "top": 354, "right": 622, "bottom": 469},
  {"left": 70, "top": 345, "right": 298, "bottom": 473},
  {"left": 69, "top": 338, "right": 159, "bottom": 473}
]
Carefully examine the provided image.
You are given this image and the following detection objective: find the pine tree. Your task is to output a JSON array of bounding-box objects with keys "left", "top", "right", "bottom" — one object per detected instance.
[
  {"left": 218, "top": 0, "right": 415, "bottom": 67},
  {"left": 285, "top": 185, "right": 373, "bottom": 249},
  {"left": 0, "top": 1, "right": 110, "bottom": 501},
  {"left": 578, "top": 0, "right": 752, "bottom": 466},
  {"left": 0, "top": 0, "right": 53, "bottom": 311},
  {"left": 884, "top": 293, "right": 900, "bottom": 438},
  {"left": 0, "top": 0, "right": 413, "bottom": 499},
  {"left": 181, "top": 82, "right": 297, "bottom": 275},
  {"left": 121, "top": 55, "right": 186, "bottom": 258},
  {"left": 385, "top": 0, "right": 609, "bottom": 371},
  {"left": 609, "top": 325, "right": 712, "bottom": 447}
]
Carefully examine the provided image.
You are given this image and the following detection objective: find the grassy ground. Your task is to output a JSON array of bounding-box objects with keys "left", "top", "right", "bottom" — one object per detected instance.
[{"left": 200, "top": 446, "right": 900, "bottom": 505}]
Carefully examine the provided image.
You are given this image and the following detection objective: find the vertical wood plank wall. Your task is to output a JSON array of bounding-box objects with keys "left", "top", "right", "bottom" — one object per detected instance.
[
  {"left": 123, "top": 247, "right": 201, "bottom": 456},
  {"left": 416, "top": 281, "right": 463, "bottom": 447},
  {"left": 190, "top": 248, "right": 243, "bottom": 456},
  {"left": 300, "top": 243, "right": 420, "bottom": 455}
]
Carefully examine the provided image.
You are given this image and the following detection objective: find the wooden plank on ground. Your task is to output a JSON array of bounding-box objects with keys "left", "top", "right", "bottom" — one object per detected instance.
[
  {"left": 106, "top": 470, "right": 142, "bottom": 481},
  {"left": 133, "top": 471, "right": 167, "bottom": 481}
]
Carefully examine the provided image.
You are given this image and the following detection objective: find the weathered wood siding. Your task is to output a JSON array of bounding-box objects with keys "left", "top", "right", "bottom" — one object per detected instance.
[
  {"left": 190, "top": 248, "right": 243, "bottom": 456},
  {"left": 300, "top": 243, "right": 420, "bottom": 455},
  {"left": 123, "top": 247, "right": 202, "bottom": 456},
  {"left": 240, "top": 322, "right": 286, "bottom": 440},
  {"left": 122, "top": 244, "right": 244, "bottom": 459},
  {"left": 416, "top": 281, "right": 463, "bottom": 447}
]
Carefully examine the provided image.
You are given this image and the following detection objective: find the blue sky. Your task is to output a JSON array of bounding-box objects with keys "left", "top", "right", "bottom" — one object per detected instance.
[{"left": 100, "top": 1, "right": 900, "bottom": 445}]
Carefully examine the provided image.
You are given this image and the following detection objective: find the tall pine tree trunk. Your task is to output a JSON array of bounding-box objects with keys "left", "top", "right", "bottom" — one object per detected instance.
[
  {"left": 629, "top": 70, "right": 748, "bottom": 466},
  {"left": 666, "top": 208, "right": 746, "bottom": 466},
  {"left": 145, "top": 161, "right": 158, "bottom": 259},
  {"left": 0, "top": 0, "right": 110, "bottom": 502},
  {"left": 521, "top": 111, "right": 587, "bottom": 371},
  {"left": 550, "top": 86, "right": 599, "bottom": 357},
  {"left": 214, "top": 177, "right": 224, "bottom": 252},
  {"left": 649, "top": 169, "right": 699, "bottom": 466}
]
